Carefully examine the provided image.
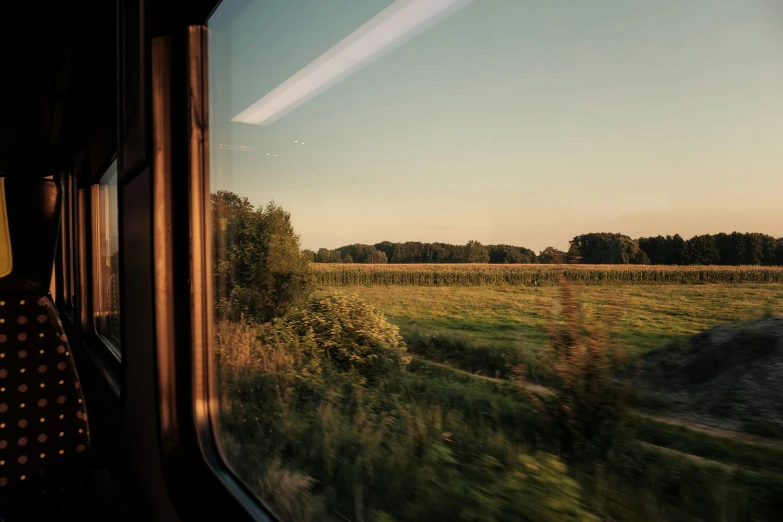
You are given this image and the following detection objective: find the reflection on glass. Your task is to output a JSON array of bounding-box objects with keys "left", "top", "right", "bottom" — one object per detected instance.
[
  {"left": 209, "top": 1, "right": 783, "bottom": 521},
  {"left": 92, "top": 160, "right": 121, "bottom": 356}
]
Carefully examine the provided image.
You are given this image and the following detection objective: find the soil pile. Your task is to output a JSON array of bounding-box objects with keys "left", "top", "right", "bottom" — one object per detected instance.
[{"left": 638, "top": 317, "right": 783, "bottom": 430}]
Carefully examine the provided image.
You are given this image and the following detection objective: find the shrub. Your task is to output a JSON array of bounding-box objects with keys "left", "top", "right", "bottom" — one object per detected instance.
[
  {"left": 285, "top": 292, "right": 410, "bottom": 385},
  {"left": 215, "top": 295, "right": 598, "bottom": 522},
  {"left": 423, "top": 447, "right": 598, "bottom": 522},
  {"left": 516, "top": 278, "right": 633, "bottom": 459}
]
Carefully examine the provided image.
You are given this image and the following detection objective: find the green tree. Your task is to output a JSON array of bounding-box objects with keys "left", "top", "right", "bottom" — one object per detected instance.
[
  {"left": 761, "top": 234, "right": 779, "bottom": 265},
  {"left": 343, "top": 254, "right": 354, "bottom": 263},
  {"left": 714, "top": 232, "right": 744, "bottom": 265},
  {"left": 357, "top": 244, "right": 388, "bottom": 264},
  {"left": 664, "top": 234, "right": 686, "bottom": 264},
  {"left": 571, "top": 233, "right": 648, "bottom": 264},
  {"left": 336, "top": 244, "right": 388, "bottom": 263},
  {"left": 212, "top": 191, "right": 311, "bottom": 322},
  {"left": 488, "top": 245, "right": 538, "bottom": 264},
  {"left": 464, "top": 240, "right": 490, "bottom": 263},
  {"left": 609, "top": 236, "right": 650, "bottom": 264},
  {"left": 683, "top": 234, "right": 720, "bottom": 265},
  {"left": 302, "top": 249, "right": 316, "bottom": 263},
  {"left": 374, "top": 241, "right": 396, "bottom": 262},
  {"left": 538, "top": 247, "right": 566, "bottom": 264},
  {"left": 315, "top": 248, "right": 343, "bottom": 263}
]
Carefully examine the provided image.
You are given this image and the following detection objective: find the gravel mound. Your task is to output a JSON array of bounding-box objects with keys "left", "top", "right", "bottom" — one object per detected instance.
[{"left": 638, "top": 317, "right": 783, "bottom": 428}]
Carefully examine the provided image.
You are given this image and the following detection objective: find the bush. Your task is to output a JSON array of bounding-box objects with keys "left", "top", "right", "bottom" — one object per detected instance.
[
  {"left": 422, "top": 448, "right": 598, "bottom": 522},
  {"left": 215, "top": 294, "right": 598, "bottom": 522},
  {"left": 516, "top": 278, "right": 633, "bottom": 459},
  {"left": 285, "top": 293, "right": 410, "bottom": 385}
]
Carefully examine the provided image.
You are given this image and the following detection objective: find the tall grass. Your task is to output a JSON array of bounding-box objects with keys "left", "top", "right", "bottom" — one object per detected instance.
[
  {"left": 313, "top": 263, "right": 783, "bottom": 286},
  {"left": 632, "top": 415, "right": 783, "bottom": 474},
  {"left": 214, "top": 296, "right": 597, "bottom": 522}
]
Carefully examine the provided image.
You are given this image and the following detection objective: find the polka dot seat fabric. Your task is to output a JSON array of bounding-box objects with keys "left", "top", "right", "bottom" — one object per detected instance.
[{"left": 0, "top": 296, "right": 90, "bottom": 521}]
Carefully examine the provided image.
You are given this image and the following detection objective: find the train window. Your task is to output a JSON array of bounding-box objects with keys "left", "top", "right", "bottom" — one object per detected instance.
[
  {"left": 208, "top": 1, "right": 783, "bottom": 521},
  {"left": 92, "top": 159, "right": 122, "bottom": 357}
]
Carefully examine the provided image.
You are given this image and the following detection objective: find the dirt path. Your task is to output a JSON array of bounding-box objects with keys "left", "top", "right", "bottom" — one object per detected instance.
[
  {"left": 633, "top": 412, "right": 783, "bottom": 449},
  {"left": 412, "top": 355, "right": 783, "bottom": 448},
  {"left": 410, "top": 355, "right": 555, "bottom": 396},
  {"left": 637, "top": 442, "right": 740, "bottom": 472}
]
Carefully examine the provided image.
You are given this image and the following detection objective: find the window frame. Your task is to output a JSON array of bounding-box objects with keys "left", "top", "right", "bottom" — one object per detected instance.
[
  {"left": 57, "top": 171, "right": 78, "bottom": 321},
  {"left": 77, "top": 155, "right": 124, "bottom": 397},
  {"left": 90, "top": 158, "right": 123, "bottom": 359},
  {"left": 150, "top": 26, "right": 276, "bottom": 522}
]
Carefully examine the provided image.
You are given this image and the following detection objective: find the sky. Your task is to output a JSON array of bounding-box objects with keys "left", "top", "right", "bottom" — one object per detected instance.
[{"left": 208, "top": 0, "right": 783, "bottom": 252}]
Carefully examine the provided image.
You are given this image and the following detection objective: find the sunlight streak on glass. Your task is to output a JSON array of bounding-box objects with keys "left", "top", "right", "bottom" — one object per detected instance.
[{"left": 232, "top": 0, "right": 475, "bottom": 125}]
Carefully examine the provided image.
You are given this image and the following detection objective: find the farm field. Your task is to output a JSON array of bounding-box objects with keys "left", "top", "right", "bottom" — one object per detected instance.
[
  {"left": 315, "top": 283, "right": 783, "bottom": 379},
  {"left": 219, "top": 262, "right": 783, "bottom": 522},
  {"left": 313, "top": 263, "right": 783, "bottom": 286},
  {"left": 304, "top": 268, "right": 783, "bottom": 519}
]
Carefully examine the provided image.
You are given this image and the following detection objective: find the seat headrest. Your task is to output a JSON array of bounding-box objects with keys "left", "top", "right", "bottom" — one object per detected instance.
[{"left": 0, "top": 178, "right": 61, "bottom": 296}]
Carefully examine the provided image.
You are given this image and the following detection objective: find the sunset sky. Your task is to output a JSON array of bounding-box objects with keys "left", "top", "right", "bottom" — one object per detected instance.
[{"left": 208, "top": 0, "right": 783, "bottom": 253}]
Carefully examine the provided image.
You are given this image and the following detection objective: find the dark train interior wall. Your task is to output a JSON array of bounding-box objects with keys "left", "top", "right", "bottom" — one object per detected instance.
[{"left": 1, "top": 1, "right": 222, "bottom": 520}]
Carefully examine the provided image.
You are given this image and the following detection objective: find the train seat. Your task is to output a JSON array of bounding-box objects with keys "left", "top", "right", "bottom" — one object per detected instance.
[{"left": 0, "top": 178, "right": 91, "bottom": 521}]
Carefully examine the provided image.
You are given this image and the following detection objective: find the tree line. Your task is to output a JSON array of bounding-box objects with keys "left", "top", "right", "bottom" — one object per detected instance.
[
  {"left": 306, "top": 232, "right": 783, "bottom": 266},
  {"left": 304, "top": 242, "right": 538, "bottom": 265}
]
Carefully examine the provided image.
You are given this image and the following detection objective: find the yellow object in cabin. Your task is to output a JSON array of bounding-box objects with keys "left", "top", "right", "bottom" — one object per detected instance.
[{"left": 0, "top": 179, "right": 12, "bottom": 278}]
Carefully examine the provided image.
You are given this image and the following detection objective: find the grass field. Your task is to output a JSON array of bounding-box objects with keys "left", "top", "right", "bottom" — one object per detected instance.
[
  {"left": 312, "top": 271, "right": 783, "bottom": 519},
  {"left": 219, "top": 265, "right": 783, "bottom": 521},
  {"left": 315, "top": 284, "right": 783, "bottom": 381}
]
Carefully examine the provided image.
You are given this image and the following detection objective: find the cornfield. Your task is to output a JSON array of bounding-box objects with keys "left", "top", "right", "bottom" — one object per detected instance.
[{"left": 312, "top": 264, "right": 783, "bottom": 286}]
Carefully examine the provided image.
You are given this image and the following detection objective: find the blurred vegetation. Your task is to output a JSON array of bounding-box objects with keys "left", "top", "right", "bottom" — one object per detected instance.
[
  {"left": 212, "top": 192, "right": 783, "bottom": 521},
  {"left": 514, "top": 280, "right": 634, "bottom": 459},
  {"left": 213, "top": 192, "right": 597, "bottom": 521},
  {"left": 744, "top": 419, "right": 783, "bottom": 440},
  {"left": 215, "top": 296, "right": 597, "bottom": 522}
]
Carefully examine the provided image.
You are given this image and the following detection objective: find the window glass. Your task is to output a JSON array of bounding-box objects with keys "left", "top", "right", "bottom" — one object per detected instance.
[
  {"left": 208, "top": 2, "right": 783, "bottom": 521},
  {"left": 92, "top": 160, "right": 121, "bottom": 357}
]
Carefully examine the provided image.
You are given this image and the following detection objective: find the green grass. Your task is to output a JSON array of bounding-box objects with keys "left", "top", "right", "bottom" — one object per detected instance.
[
  {"left": 220, "top": 281, "right": 783, "bottom": 521},
  {"left": 596, "top": 441, "right": 783, "bottom": 522},
  {"left": 317, "top": 285, "right": 783, "bottom": 379},
  {"left": 743, "top": 419, "right": 783, "bottom": 440},
  {"left": 632, "top": 415, "right": 783, "bottom": 475}
]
